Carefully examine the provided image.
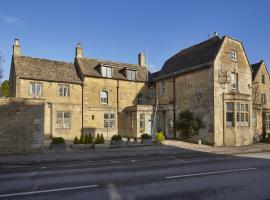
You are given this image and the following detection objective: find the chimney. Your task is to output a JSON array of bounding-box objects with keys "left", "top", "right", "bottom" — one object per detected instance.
[
  {"left": 138, "top": 52, "right": 146, "bottom": 67},
  {"left": 75, "top": 43, "right": 83, "bottom": 58},
  {"left": 214, "top": 32, "right": 218, "bottom": 37},
  {"left": 13, "top": 38, "right": 21, "bottom": 56}
]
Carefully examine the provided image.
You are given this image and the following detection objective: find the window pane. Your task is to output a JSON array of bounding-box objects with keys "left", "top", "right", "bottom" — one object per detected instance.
[{"left": 226, "top": 102, "right": 234, "bottom": 111}]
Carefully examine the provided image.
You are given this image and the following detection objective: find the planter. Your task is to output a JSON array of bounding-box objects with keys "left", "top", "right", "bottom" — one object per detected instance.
[
  {"left": 94, "top": 143, "right": 107, "bottom": 149},
  {"left": 110, "top": 140, "right": 124, "bottom": 146},
  {"left": 50, "top": 143, "right": 65, "bottom": 152},
  {"left": 141, "top": 139, "right": 152, "bottom": 145},
  {"left": 72, "top": 144, "right": 93, "bottom": 150}
]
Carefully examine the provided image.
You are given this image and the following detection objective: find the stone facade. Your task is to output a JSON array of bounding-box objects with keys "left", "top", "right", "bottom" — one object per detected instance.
[{"left": 0, "top": 98, "right": 44, "bottom": 153}]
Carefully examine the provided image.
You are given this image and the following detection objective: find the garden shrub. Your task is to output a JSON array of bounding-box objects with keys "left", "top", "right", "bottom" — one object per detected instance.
[
  {"left": 79, "top": 135, "right": 84, "bottom": 144},
  {"left": 51, "top": 137, "right": 65, "bottom": 145},
  {"left": 111, "top": 134, "right": 122, "bottom": 141},
  {"left": 73, "top": 136, "right": 79, "bottom": 144},
  {"left": 141, "top": 133, "right": 152, "bottom": 139}
]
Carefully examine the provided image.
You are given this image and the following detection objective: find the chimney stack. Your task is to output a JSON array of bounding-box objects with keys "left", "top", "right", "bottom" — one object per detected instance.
[
  {"left": 138, "top": 52, "right": 146, "bottom": 67},
  {"left": 75, "top": 43, "right": 83, "bottom": 58},
  {"left": 13, "top": 38, "right": 21, "bottom": 56}
]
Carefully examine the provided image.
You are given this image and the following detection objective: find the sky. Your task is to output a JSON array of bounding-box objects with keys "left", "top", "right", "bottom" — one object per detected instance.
[{"left": 0, "top": 0, "right": 270, "bottom": 81}]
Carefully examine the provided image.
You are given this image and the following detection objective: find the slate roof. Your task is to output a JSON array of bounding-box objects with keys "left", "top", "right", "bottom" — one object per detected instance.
[
  {"left": 13, "top": 56, "right": 82, "bottom": 84},
  {"left": 251, "top": 61, "right": 263, "bottom": 81},
  {"left": 156, "top": 36, "right": 223, "bottom": 79},
  {"left": 76, "top": 57, "right": 147, "bottom": 82}
]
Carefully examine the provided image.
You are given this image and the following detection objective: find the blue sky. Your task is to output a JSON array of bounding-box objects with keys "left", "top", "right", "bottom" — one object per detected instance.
[{"left": 0, "top": 0, "right": 270, "bottom": 80}]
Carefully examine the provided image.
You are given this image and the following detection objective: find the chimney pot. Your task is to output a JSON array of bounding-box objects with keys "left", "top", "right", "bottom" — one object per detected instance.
[
  {"left": 13, "top": 38, "right": 21, "bottom": 56},
  {"left": 76, "top": 43, "right": 83, "bottom": 58}
]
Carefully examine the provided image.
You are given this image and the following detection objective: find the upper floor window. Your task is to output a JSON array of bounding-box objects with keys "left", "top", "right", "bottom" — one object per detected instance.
[
  {"left": 101, "top": 66, "right": 112, "bottom": 78},
  {"left": 29, "top": 82, "right": 42, "bottom": 96},
  {"left": 57, "top": 84, "right": 70, "bottom": 97},
  {"left": 100, "top": 90, "right": 108, "bottom": 104},
  {"left": 231, "top": 72, "right": 238, "bottom": 92},
  {"left": 262, "top": 74, "right": 265, "bottom": 84},
  {"left": 138, "top": 93, "right": 144, "bottom": 105},
  {"left": 161, "top": 80, "right": 167, "bottom": 96},
  {"left": 148, "top": 87, "right": 154, "bottom": 99},
  {"left": 104, "top": 113, "right": 115, "bottom": 128},
  {"left": 236, "top": 103, "right": 249, "bottom": 126},
  {"left": 56, "top": 112, "right": 70, "bottom": 129},
  {"left": 226, "top": 102, "right": 234, "bottom": 127},
  {"left": 126, "top": 70, "right": 136, "bottom": 80},
  {"left": 230, "top": 50, "right": 237, "bottom": 61},
  {"left": 261, "top": 93, "right": 267, "bottom": 104}
]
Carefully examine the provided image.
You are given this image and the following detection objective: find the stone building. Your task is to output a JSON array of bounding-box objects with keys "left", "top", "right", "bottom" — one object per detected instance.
[
  {"left": 251, "top": 61, "right": 270, "bottom": 141},
  {"left": 151, "top": 35, "right": 253, "bottom": 146},
  {"left": 9, "top": 39, "right": 153, "bottom": 140},
  {"left": 7, "top": 34, "right": 269, "bottom": 146}
]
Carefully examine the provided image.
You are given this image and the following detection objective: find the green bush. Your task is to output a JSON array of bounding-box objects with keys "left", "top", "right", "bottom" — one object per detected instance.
[
  {"left": 79, "top": 135, "right": 84, "bottom": 144},
  {"left": 141, "top": 133, "right": 152, "bottom": 139},
  {"left": 111, "top": 134, "right": 122, "bottom": 141},
  {"left": 95, "top": 134, "right": 105, "bottom": 144},
  {"left": 264, "top": 133, "right": 270, "bottom": 143},
  {"left": 51, "top": 137, "right": 65, "bottom": 145},
  {"left": 87, "top": 134, "right": 93, "bottom": 144},
  {"left": 84, "top": 135, "right": 88, "bottom": 144},
  {"left": 100, "top": 134, "right": 105, "bottom": 144},
  {"left": 73, "top": 136, "right": 79, "bottom": 144},
  {"left": 156, "top": 131, "right": 165, "bottom": 141}
]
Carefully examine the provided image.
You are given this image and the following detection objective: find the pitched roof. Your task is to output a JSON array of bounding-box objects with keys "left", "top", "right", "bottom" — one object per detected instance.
[
  {"left": 76, "top": 57, "right": 147, "bottom": 82},
  {"left": 13, "top": 56, "right": 82, "bottom": 84},
  {"left": 251, "top": 61, "right": 263, "bottom": 81},
  {"left": 156, "top": 36, "right": 223, "bottom": 79}
]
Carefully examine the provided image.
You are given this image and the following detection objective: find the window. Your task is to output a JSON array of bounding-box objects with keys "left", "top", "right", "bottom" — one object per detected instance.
[
  {"left": 138, "top": 93, "right": 144, "bottom": 105},
  {"left": 261, "top": 93, "right": 267, "bottom": 104},
  {"left": 148, "top": 87, "right": 154, "bottom": 99},
  {"left": 226, "top": 102, "right": 234, "bottom": 127},
  {"left": 139, "top": 113, "right": 145, "bottom": 130},
  {"left": 29, "top": 82, "right": 42, "bottom": 96},
  {"left": 231, "top": 72, "right": 238, "bottom": 92},
  {"left": 126, "top": 70, "right": 136, "bottom": 80},
  {"left": 101, "top": 66, "right": 112, "bottom": 78},
  {"left": 100, "top": 91, "right": 108, "bottom": 104},
  {"left": 104, "top": 113, "right": 115, "bottom": 128},
  {"left": 56, "top": 112, "right": 70, "bottom": 129},
  {"left": 57, "top": 84, "right": 70, "bottom": 96},
  {"left": 230, "top": 50, "right": 237, "bottom": 61},
  {"left": 265, "top": 114, "right": 270, "bottom": 130},
  {"left": 262, "top": 74, "right": 265, "bottom": 84},
  {"left": 252, "top": 112, "right": 257, "bottom": 127},
  {"left": 236, "top": 103, "right": 249, "bottom": 126},
  {"left": 161, "top": 80, "right": 167, "bottom": 96}
]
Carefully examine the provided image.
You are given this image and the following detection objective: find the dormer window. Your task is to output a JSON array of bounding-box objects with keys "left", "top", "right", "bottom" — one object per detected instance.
[
  {"left": 230, "top": 50, "right": 237, "bottom": 62},
  {"left": 126, "top": 70, "right": 136, "bottom": 80},
  {"left": 101, "top": 66, "right": 113, "bottom": 78}
]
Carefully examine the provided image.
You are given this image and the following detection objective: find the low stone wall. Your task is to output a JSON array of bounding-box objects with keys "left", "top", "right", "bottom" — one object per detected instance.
[{"left": 0, "top": 98, "right": 45, "bottom": 154}]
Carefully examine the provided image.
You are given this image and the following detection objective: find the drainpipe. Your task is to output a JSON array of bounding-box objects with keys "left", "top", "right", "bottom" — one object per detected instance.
[
  {"left": 47, "top": 102, "right": 53, "bottom": 139},
  {"left": 81, "top": 81, "right": 84, "bottom": 136},
  {"left": 117, "top": 79, "right": 120, "bottom": 134},
  {"left": 222, "top": 93, "right": 225, "bottom": 146}
]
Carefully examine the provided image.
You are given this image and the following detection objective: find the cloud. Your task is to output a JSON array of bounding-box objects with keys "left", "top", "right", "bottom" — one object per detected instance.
[{"left": 0, "top": 15, "right": 22, "bottom": 25}]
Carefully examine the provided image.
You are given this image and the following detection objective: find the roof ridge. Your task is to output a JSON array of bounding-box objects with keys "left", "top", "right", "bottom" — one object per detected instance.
[
  {"left": 19, "top": 56, "right": 73, "bottom": 64},
  {"left": 79, "top": 57, "right": 140, "bottom": 67}
]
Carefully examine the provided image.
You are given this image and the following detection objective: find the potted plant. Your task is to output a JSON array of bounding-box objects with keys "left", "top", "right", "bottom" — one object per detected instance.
[
  {"left": 50, "top": 137, "right": 65, "bottom": 151},
  {"left": 141, "top": 133, "right": 152, "bottom": 145},
  {"left": 110, "top": 134, "right": 123, "bottom": 146},
  {"left": 94, "top": 134, "right": 107, "bottom": 149}
]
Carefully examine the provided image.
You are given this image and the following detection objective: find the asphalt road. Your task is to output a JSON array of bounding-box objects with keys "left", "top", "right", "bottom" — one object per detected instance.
[{"left": 0, "top": 151, "right": 270, "bottom": 200}]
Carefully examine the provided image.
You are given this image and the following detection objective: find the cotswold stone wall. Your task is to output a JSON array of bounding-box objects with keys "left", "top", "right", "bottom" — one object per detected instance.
[{"left": 0, "top": 98, "right": 44, "bottom": 154}]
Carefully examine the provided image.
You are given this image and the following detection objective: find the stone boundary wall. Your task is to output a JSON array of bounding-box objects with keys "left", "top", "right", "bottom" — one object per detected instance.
[{"left": 0, "top": 98, "right": 45, "bottom": 154}]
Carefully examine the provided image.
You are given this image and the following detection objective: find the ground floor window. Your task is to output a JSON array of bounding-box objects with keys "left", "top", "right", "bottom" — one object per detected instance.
[
  {"left": 104, "top": 113, "right": 115, "bottom": 128},
  {"left": 236, "top": 103, "right": 249, "bottom": 126},
  {"left": 226, "top": 102, "right": 234, "bottom": 127},
  {"left": 56, "top": 112, "right": 70, "bottom": 129},
  {"left": 265, "top": 114, "right": 270, "bottom": 131},
  {"left": 252, "top": 112, "right": 257, "bottom": 127},
  {"left": 139, "top": 113, "right": 145, "bottom": 130}
]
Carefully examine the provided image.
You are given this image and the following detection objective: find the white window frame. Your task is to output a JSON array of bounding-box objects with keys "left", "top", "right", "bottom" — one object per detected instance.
[
  {"left": 231, "top": 72, "right": 238, "bottom": 92},
  {"left": 104, "top": 113, "right": 115, "bottom": 128},
  {"left": 230, "top": 50, "right": 237, "bottom": 61},
  {"left": 236, "top": 103, "right": 249, "bottom": 127},
  {"left": 56, "top": 112, "right": 71, "bottom": 129},
  {"left": 226, "top": 102, "right": 234, "bottom": 127},
  {"left": 139, "top": 113, "right": 145, "bottom": 130},
  {"left": 101, "top": 66, "right": 113, "bottom": 78},
  {"left": 161, "top": 80, "right": 167, "bottom": 96},
  {"left": 29, "top": 82, "right": 42, "bottom": 96},
  {"left": 100, "top": 90, "right": 108, "bottom": 104},
  {"left": 265, "top": 114, "right": 270, "bottom": 131},
  {"left": 126, "top": 70, "right": 136, "bottom": 80},
  {"left": 57, "top": 84, "right": 70, "bottom": 97}
]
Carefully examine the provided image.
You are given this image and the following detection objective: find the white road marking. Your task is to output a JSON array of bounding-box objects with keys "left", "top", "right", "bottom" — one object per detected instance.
[
  {"left": 0, "top": 184, "right": 98, "bottom": 198},
  {"left": 165, "top": 167, "right": 257, "bottom": 179}
]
